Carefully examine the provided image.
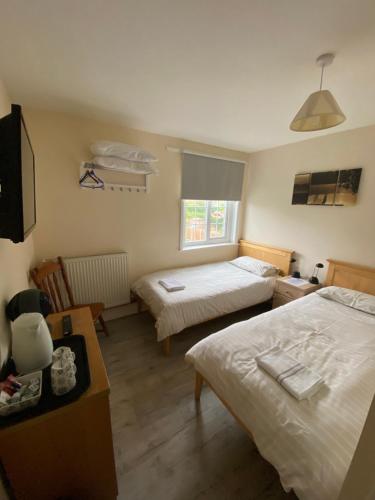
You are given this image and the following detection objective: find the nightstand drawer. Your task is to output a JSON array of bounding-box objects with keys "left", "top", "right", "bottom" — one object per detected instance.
[
  {"left": 276, "top": 280, "right": 305, "bottom": 299},
  {"left": 272, "top": 292, "right": 292, "bottom": 309}
]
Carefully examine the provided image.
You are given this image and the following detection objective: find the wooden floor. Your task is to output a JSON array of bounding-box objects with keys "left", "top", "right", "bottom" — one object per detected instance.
[{"left": 99, "top": 305, "right": 298, "bottom": 500}]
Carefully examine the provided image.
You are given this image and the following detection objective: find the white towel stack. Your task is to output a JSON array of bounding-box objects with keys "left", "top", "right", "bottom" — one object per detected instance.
[
  {"left": 255, "top": 346, "right": 324, "bottom": 400},
  {"left": 158, "top": 279, "right": 185, "bottom": 292}
]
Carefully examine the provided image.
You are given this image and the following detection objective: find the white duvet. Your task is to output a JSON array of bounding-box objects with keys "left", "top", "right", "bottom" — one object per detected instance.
[
  {"left": 131, "top": 262, "right": 275, "bottom": 341},
  {"left": 185, "top": 292, "right": 375, "bottom": 500}
]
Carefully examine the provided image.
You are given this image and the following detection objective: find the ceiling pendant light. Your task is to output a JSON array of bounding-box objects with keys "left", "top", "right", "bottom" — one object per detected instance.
[{"left": 290, "top": 53, "right": 346, "bottom": 132}]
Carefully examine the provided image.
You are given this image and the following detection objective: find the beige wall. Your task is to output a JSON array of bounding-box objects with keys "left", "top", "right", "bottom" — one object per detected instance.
[
  {"left": 24, "top": 108, "right": 248, "bottom": 284},
  {"left": 243, "top": 126, "right": 375, "bottom": 279},
  {"left": 0, "top": 80, "right": 35, "bottom": 369}
]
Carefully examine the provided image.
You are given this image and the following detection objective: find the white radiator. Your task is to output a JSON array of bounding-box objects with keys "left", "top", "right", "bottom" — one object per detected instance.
[{"left": 63, "top": 253, "right": 129, "bottom": 308}]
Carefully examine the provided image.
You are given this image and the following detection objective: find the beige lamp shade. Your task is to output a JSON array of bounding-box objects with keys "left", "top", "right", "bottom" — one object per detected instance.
[{"left": 290, "top": 89, "right": 346, "bottom": 132}]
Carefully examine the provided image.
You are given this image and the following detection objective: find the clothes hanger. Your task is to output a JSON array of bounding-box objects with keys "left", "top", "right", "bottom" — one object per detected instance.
[
  {"left": 79, "top": 169, "right": 96, "bottom": 187},
  {"left": 79, "top": 169, "right": 105, "bottom": 189}
]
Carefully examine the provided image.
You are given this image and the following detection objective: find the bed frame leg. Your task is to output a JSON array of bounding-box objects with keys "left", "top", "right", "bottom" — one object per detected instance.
[
  {"left": 195, "top": 372, "right": 203, "bottom": 401},
  {"left": 162, "top": 336, "right": 171, "bottom": 356},
  {"left": 137, "top": 296, "right": 143, "bottom": 313}
]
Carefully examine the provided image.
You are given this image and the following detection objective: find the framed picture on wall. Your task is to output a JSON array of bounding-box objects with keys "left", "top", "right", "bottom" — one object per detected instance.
[{"left": 291, "top": 168, "right": 362, "bottom": 206}]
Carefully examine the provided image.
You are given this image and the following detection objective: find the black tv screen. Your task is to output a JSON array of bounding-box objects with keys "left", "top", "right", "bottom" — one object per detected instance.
[{"left": 0, "top": 104, "right": 36, "bottom": 243}]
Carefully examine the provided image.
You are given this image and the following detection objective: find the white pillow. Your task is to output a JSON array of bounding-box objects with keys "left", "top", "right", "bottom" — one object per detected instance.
[
  {"left": 90, "top": 141, "right": 158, "bottom": 163},
  {"left": 317, "top": 286, "right": 375, "bottom": 315},
  {"left": 230, "top": 256, "right": 278, "bottom": 277},
  {"left": 92, "top": 156, "right": 159, "bottom": 175}
]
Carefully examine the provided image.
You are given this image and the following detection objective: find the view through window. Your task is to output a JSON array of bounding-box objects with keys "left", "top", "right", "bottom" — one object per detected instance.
[{"left": 181, "top": 199, "right": 238, "bottom": 248}]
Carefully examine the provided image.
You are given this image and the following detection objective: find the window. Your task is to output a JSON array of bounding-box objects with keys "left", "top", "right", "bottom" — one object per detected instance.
[{"left": 181, "top": 199, "right": 238, "bottom": 249}]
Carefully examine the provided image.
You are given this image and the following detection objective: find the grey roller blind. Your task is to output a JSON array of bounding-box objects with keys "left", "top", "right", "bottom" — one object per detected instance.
[{"left": 181, "top": 153, "right": 245, "bottom": 201}]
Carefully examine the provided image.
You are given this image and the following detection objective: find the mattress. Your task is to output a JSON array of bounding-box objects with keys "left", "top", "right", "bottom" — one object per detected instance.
[
  {"left": 185, "top": 292, "right": 375, "bottom": 500},
  {"left": 131, "top": 261, "right": 275, "bottom": 341}
]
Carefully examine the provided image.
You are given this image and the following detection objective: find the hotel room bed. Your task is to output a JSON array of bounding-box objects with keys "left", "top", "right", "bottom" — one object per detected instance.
[
  {"left": 186, "top": 259, "right": 375, "bottom": 500},
  {"left": 131, "top": 240, "right": 294, "bottom": 354}
]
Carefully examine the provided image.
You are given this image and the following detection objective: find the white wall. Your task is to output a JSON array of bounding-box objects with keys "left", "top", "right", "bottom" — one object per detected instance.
[
  {"left": 0, "top": 80, "right": 35, "bottom": 369},
  {"left": 242, "top": 125, "right": 375, "bottom": 279}
]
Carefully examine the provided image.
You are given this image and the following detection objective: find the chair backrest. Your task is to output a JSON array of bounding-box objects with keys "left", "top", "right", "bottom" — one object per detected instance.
[{"left": 30, "top": 257, "right": 75, "bottom": 313}]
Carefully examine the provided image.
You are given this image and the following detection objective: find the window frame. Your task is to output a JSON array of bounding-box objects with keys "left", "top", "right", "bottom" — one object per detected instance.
[{"left": 180, "top": 199, "right": 239, "bottom": 250}]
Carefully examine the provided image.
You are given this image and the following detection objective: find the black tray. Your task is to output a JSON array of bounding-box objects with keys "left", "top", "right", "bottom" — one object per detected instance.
[{"left": 0, "top": 335, "right": 91, "bottom": 428}]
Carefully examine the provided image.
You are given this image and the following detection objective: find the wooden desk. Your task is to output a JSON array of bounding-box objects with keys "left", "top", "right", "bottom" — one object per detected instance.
[{"left": 0, "top": 307, "right": 118, "bottom": 500}]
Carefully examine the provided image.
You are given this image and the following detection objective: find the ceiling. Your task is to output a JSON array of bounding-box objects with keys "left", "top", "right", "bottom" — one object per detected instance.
[{"left": 1, "top": 0, "right": 375, "bottom": 152}]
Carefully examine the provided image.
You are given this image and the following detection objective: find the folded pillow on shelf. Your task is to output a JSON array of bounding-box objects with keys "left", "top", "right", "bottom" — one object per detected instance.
[
  {"left": 90, "top": 141, "right": 157, "bottom": 163},
  {"left": 92, "top": 156, "right": 159, "bottom": 175}
]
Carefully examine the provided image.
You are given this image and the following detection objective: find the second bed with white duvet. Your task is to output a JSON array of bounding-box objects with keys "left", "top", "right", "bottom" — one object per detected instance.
[
  {"left": 132, "top": 260, "right": 276, "bottom": 342},
  {"left": 186, "top": 289, "right": 375, "bottom": 500}
]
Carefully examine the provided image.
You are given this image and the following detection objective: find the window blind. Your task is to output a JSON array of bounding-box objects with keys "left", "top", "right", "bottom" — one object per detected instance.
[{"left": 181, "top": 153, "right": 245, "bottom": 201}]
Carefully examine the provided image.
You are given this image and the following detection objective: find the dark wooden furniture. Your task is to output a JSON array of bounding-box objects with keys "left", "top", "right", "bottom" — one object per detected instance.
[
  {"left": 0, "top": 307, "right": 117, "bottom": 500},
  {"left": 30, "top": 256, "right": 109, "bottom": 336}
]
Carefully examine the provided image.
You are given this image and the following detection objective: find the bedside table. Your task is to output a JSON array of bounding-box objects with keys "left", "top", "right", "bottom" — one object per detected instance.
[{"left": 272, "top": 276, "right": 322, "bottom": 309}]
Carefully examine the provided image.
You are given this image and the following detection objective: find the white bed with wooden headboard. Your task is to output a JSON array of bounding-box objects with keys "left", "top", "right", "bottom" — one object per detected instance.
[
  {"left": 187, "top": 259, "right": 375, "bottom": 500},
  {"left": 132, "top": 240, "right": 294, "bottom": 354}
]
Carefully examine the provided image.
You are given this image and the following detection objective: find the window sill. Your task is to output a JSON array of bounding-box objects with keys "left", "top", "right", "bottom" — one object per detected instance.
[{"left": 180, "top": 242, "right": 239, "bottom": 252}]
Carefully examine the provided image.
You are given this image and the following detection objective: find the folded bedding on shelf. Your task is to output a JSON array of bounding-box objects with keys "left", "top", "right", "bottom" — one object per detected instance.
[
  {"left": 255, "top": 345, "right": 324, "bottom": 400},
  {"left": 92, "top": 156, "right": 159, "bottom": 175},
  {"left": 90, "top": 141, "right": 158, "bottom": 163}
]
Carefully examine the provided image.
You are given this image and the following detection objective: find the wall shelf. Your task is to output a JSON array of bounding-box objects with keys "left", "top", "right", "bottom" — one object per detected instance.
[{"left": 79, "top": 162, "right": 150, "bottom": 193}]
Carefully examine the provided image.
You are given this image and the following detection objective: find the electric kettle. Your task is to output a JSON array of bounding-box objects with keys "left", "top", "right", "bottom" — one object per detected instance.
[{"left": 12, "top": 313, "right": 53, "bottom": 374}]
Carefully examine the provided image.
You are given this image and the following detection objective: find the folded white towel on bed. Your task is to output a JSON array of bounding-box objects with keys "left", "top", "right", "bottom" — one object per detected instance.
[
  {"left": 255, "top": 346, "right": 324, "bottom": 400},
  {"left": 158, "top": 279, "right": 185, "bottom": 292}
]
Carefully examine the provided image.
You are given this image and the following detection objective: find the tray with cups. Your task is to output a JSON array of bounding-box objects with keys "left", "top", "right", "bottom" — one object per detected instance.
[{"left": 0, "top": 335, "right": 90, "bottom": 428}]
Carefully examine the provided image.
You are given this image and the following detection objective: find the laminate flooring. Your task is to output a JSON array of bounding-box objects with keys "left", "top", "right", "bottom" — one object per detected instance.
[{"left": 99, "top": 305, "right": 298, "bottom": 500}]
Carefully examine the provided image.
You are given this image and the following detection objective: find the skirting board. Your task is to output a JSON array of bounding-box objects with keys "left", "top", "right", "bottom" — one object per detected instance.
[{"left": 102, "top": 302, "right": 138, "bottom": 321}]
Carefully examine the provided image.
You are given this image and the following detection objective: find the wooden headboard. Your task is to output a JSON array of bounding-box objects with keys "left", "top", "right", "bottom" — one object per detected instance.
[
  {"left": 238, "top": 240, "right": 294, "bottom": 276},
  {"left": 325, "top": 259, "right": 375, "bottom": 295}
]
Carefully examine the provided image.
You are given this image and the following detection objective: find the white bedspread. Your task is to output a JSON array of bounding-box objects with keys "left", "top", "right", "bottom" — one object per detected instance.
[
  {"left": 185, "top": 293, "right": 375, "bottom": 500},
  {"left": 131, "top": 262, "right": 275, "bottom": 341}
]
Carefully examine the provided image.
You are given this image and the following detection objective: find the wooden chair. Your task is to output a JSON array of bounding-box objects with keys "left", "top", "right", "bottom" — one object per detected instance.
[{"left": 30, "top": 257, "right": 109, "bottom": 336}]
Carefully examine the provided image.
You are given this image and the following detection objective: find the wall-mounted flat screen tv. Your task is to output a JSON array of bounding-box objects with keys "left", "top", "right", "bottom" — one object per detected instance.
[{"left": 0, "top": 104, "right": 36, "bottom": 243}]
